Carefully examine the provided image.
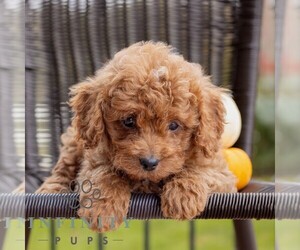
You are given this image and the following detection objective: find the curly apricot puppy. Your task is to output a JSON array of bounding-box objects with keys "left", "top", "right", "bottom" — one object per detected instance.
[{"left": 37, "top": 41, "right": 237, "bottom": 232}]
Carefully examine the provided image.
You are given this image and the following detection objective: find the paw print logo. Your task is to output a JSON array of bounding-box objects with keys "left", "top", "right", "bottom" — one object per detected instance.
[{"left": 59, "top": 179, "right": 101, "bottom": 210}]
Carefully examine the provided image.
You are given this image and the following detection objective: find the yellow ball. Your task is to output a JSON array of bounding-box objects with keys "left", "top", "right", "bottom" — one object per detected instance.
[
  {"left": 221, "top": 93, "right": 242, "bottom": 148},
  {"left": 223, "top": 148, "right": 252, "bottom": 190}
]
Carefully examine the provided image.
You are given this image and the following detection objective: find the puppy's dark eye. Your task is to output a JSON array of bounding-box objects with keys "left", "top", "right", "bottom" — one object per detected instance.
[
  {"left": 169, "top": 121, "right": 179, "bottom": 131},
  {"left": 122, "top": 116, "right": 136, "bottom": 129}
]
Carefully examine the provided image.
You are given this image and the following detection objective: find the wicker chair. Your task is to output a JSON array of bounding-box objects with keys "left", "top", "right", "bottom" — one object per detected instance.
[{"left": 0, "top": 1, "right": 299, "bottom": 250}]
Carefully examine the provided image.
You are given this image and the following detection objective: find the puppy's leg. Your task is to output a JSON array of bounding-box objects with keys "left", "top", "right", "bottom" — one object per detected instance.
[
  {"left": 161, "top": 155, "right": 236, "bottom": 220},
  {"left": 36, "top": 127, "right": 83, "bottom": 193},
  {"left": 77, "top": 165, "right": 131, "bottom": 232}
]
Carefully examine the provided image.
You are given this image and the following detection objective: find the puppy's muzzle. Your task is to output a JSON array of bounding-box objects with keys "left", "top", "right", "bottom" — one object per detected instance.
[{"left": 139, "top": 156, "right": 159, "bottom": 171}]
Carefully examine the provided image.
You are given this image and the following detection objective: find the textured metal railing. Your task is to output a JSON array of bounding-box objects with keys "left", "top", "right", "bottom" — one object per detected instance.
[{"left": 0, "top": 191, "right": 299, "bottom": 220}]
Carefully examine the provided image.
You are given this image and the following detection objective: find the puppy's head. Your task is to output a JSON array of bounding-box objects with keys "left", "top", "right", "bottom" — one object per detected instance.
[{"left": 70, "top": 42, "right": 225, "bottom": 182}]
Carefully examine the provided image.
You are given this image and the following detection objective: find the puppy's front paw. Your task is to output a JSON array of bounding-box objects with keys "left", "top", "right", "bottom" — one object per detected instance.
[
  {"left": 78, "top": 196, "right": 130, "bottom": 232},
  {"left": 161, "top": 179, "right": 208, "bottom": 220}
]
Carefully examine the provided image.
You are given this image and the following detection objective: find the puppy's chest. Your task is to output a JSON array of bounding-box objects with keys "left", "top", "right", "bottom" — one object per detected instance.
[{"left": 131, "top": 179, "right": 165, "bottom": 194}]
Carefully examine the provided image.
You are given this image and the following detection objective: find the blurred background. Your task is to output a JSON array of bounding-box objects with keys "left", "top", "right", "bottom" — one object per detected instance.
[
  {"left": 276, "top": 0, "right": 300, "bottom": 181},
  {"left": 0, "top": 0, "right": 24, "bottom": 193},
  {"left": 0, "top": 0, "right": 25, "bottom": 249},
  {"left": 0, "top": 0, "right": 299, "bottom": 249},
  {"left": 253, "top": 0, "right": 275, "bottom": 178},
  {"left": 275, "top": 0, "right": 300, "bottom": 249}
]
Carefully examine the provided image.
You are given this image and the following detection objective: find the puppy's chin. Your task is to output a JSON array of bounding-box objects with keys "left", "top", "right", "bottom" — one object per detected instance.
[
  {"left": 121, "top": 168, "right": 176, "bottom": 183},
  {"left": 113, "top": 157, "right": 184, "bottom": 183}
]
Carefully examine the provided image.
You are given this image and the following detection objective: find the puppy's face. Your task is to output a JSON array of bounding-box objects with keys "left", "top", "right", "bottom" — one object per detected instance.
[
  {"left": 70, "top": 42, "right": 225, "bottom": 182},
  {"left": 103, "top": 73, "right": 198, "bottom": 182}
]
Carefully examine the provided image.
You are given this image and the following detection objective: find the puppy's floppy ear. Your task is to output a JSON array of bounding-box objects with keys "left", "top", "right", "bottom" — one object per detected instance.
[
  {"left": 69, "top": 80, "right": 105, "bottom": 149},
  {"left": 191, "top": 67, "right": 225, "bottom": 158}
]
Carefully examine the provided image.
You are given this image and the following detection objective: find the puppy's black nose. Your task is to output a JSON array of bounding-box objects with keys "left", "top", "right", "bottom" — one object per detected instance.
[{"left": 139, "top": 156, "right": 159, "bottom": 171}]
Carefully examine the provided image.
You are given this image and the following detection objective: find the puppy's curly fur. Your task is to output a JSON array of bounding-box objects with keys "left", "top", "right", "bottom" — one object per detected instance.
[{"left": 37, "top": 41, "right": 237, "bottom": 232}]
